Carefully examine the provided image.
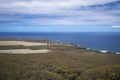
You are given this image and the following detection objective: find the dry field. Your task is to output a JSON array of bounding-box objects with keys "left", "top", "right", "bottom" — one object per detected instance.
[
  {"left": 0, "top": 40, "right": 51, "bottom": 54},
  {"left": 0, "top": 41, "right": 47, "bottom": 46}
]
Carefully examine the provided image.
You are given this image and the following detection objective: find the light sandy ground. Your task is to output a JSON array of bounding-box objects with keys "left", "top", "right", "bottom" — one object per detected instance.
[
  {"left": 0, "top": 41, "right": 47, "bottom": 46},
  {"left": 0, "top": 49, "right": 50, "bottom": 54}
]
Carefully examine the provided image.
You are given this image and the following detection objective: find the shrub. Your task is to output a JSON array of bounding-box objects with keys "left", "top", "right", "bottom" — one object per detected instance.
[
  {"left": 0, "top": 61, "right": 28, "bottom": 80},
  {"left": 54, "top": 66, "right": 70, "bottom": 75},
  {"left": 42, "top": 71, "right": 64, "bottom": 80},
  {"left": 79, "top": 65, "right": 120, "bottom": 80}
]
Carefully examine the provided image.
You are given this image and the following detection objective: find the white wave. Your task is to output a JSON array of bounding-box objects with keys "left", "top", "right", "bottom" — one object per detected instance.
[{"left": 100, "top": 50, "right": 107, "bottom": 53}]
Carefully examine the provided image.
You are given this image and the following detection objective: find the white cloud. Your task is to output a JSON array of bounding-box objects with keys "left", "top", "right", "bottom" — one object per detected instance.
[
  {"left": 0, "top": 0, "right": 120, "bottom": 26},
  {"left": 0, "top": 0, "right": 119, "bottom": 14},
  {"left": 112, "top": 26, "right": 120, "bottom": 28}
]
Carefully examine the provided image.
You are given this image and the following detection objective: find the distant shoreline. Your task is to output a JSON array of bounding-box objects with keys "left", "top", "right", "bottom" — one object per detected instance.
[
  {"left": 0, "top": 38, "right": 119, "bottom": 55},
  {"left": 0, "top": 32, "right": 120, "bottom": 53},
  {"left": 70, "top": 43, "right": 120, "bottom": 54}
]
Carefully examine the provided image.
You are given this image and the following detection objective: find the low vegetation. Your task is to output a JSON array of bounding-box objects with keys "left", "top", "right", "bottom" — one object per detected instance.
[
  {"left": 0, "top": 40, "right": 120, "bottom": 80},
  {"left": 78, "top": 65, "right": 120, "bottom": 80}
]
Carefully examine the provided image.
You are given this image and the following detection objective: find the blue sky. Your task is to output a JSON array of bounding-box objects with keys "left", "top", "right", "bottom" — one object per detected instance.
[{"left": 0, "top": 0, "right": 120, "bottom": 32}]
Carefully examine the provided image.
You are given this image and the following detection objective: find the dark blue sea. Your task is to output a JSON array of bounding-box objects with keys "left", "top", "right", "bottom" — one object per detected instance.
[{"left": 0, "top": 32, "right": 120, "bottom": 53}]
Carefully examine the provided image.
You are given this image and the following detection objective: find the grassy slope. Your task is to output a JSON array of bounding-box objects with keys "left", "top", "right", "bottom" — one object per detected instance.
[{"left": 0, "top": 42, "right": 120, "bottom": 80}]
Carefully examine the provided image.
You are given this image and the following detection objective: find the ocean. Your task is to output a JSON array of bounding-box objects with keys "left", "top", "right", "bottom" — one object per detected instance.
[{"left": 0, "top": 32, "right": 120, "bottom": 53}]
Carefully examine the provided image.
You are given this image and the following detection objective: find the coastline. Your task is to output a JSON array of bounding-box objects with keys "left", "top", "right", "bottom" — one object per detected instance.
[
  {"left": 69, "top": 43, "right": 120, "bottom": 54},
  {"left": 0, "top": 38, "right": 119, "bottom": 55},
  {"left": 0, "top": 32, "right": 120, "bottom": 53}
]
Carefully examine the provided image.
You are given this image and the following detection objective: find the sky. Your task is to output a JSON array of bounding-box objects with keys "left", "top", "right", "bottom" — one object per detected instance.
[{"left": 0, "top": 0, "right": 120, "bottom": 32}]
